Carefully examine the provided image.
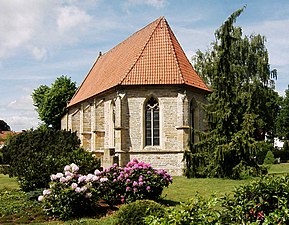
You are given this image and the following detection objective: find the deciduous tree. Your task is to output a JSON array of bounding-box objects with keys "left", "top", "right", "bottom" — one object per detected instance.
[
  {"left": 32, "top": 75, "right": 77, "bottom": 129},
  {"left": 277, "top": 87, "right": 289, "bottom": 140}
]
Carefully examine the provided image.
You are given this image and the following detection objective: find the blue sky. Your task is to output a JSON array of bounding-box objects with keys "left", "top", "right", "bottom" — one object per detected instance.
[{"left": 1, "top": 0, "right": 289, "bottom": 131}]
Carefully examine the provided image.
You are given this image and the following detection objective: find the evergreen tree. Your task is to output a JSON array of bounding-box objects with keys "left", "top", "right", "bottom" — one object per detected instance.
[{"left": 184, "top": 7, "right": 278, "bottom": 178}]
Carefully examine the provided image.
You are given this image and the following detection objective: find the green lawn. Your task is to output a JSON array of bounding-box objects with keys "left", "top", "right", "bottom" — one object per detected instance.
[
  {"left": 267, "top": 163, "right": 289, "bottom": 175},
  {"left": 162, "top": 176, "right": 250, "bottom": 203},
  {"left": 0, "top": 173, "right": 19, "bottom": 189},
  {"left": 1, "top": 163, "right": 289, "bottom": 224}
]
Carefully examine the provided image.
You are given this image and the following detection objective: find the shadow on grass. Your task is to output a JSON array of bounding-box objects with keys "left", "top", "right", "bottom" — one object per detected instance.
[{"left": 158, "top": 198, "right": 180, "bottom": 206}]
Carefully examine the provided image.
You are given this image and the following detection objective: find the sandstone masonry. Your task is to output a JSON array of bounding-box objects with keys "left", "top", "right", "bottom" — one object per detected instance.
[{"left": 62, "top": 85, "right": 207, "bottom": 175}]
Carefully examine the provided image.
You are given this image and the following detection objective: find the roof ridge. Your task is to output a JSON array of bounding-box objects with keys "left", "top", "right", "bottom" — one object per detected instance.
[
  {"left": 67, "top": 52, "right": 102, "bottom": 107},
  {"left": 165, "top": 20, "right": 185, "bottom": 84},
  {"left": 119, "top": 16, "right": 164, "bottom": 85}
]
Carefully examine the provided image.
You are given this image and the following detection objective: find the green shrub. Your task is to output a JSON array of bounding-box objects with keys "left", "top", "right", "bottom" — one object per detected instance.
[
  {"left": 264, "top": 150, "right": 276, "bottom": 164},
  {"left": 147, "top": 176, "right": 289, "bottom": 224},
  {"left": 2, "top": 127, "right": 100, "bottom": 191},
  {"left": 221, "top": 175, "right": 289, "bottom": 223},
  {"left": 256, "top": 142, "right": 274, "bottom": 164},
  {"left": 145, "top": 195, "right": 221, "bottom": 225},
  {"left": 115, "top": 200, "right": 165, "bottom": 225}
]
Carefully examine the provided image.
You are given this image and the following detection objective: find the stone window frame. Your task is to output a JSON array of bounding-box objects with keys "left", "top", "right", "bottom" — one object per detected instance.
[
  {"left": 144, "top": 96, "right": 160, "bottom": 147},
  {"left": 109, "top": 99, "right": 116, "bottom": 148}
]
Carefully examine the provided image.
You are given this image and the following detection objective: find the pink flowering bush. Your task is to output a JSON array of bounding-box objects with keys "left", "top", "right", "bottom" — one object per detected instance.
[
  {"left": 98, "top": 159, "right": 173, "bottom": 205},
  {"left": 38, "top": 163, "right": 101, "bottom": 220}
]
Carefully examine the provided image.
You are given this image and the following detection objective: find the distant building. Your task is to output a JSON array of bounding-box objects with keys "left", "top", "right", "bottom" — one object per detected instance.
[
  {"left": 61, "top": 17, "right": 210, "bottom": 175},
  {"left": 274, "top": 137, "right": 284, "bottom": 149},
  {"left": 0, "top": 131, "right": 20, "bottom": 148}
]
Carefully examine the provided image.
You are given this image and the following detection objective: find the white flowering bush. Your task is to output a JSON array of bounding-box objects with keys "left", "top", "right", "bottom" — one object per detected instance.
[{"left": 38, "top": 163, "right": 101, "bottom": 220}]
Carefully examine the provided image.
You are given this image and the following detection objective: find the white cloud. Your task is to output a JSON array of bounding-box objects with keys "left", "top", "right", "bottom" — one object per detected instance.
[
  {"left": 0, "top": 1, "right": 94, "bottom": 60},
  {"left": 31, "top": 46, "right": 48, "bottom": 61},
  {"left": 2, "top": 95, "right": 40, "bottom": 131},
  {"left": 0, "top": 0, "right": 41, "bottom": 58},
  {"left": 8, "top": 95, "right": 34, "bottom": 111},
  {"left": 4, "top": 114, "right": 39, "bottom": 131},
  {"left": 57, "top": 6, "right": 92, "bottom": 33}
]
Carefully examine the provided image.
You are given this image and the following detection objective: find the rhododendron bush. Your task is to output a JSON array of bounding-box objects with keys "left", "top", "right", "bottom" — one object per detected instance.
[{"left": 39, "top": 159, "right": 172, "bottom": 220}]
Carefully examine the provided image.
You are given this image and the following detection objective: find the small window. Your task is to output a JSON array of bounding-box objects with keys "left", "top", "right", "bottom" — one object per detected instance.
[
  {"left": 145, "top": 97, "right": 159, "bottom": 146},
  {"left": 190, "top": 100, "right": 194, "bottom": 144}
]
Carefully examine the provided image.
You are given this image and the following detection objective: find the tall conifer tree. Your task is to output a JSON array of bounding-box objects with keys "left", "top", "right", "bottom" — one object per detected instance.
[{"left": 184, "top": 7, "right": 279, "bottom": 178}]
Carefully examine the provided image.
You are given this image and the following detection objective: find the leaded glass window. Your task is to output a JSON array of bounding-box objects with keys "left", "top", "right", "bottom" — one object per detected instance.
[{"left": 145, "top": 97, "right": 159, "bottom": 146}]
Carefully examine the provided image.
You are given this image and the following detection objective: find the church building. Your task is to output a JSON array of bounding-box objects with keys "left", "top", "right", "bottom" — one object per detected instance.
[{"left": 61, "top": 17, "right": 210, "bottom": 175}]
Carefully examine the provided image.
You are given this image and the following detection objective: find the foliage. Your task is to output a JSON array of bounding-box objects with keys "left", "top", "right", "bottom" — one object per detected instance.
[
  {"left": 2, "top": 127, "right": 100, "bottom": 191},
  {"left": 0, "top": 189, "right": 48, "bottom": 224},
  {"left": 32, "top": 75, "right": 77, "bottom": 129},
  {"left": 145, "top": 194, "right": 222, "bottom": 225},
  {"left": 96, "top": 159, "right": 173, "bottom": 206},
  {"left": 0, "top": 120, "right": 10, "bottom": 131},
  {"left": 115, "top": 200, "right": 165, "bottom": 225},
  {"left": 147, "top": 175, "right": 289, "bottom": 224},
  {"left": 39, "top": 163, "right": 100, "bottom": 220},
  {"left": 185, "top": 7, "right": 279, "bottom": 178},
  {"left": 255, "top": 142, "right": 274, "bottom": 164},
  {"left": 0, "top": 150, "right": 3, "bottom": 164},
  {"left": 221, "top": 175, "right": 289, "bottom": 224},
  {"left": 277, "top": 87, "right": 289, "bottom": 140},
  {"left": 263, "top": 150, "right": 276, "bottom": 164},
  {"left": 281, "top": 140, "right": 289, "bottom": 161}
]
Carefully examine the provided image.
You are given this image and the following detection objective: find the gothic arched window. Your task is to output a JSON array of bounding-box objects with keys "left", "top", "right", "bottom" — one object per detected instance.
[{"left": 145, "top": 97, "right": 159, "bottom": 146}]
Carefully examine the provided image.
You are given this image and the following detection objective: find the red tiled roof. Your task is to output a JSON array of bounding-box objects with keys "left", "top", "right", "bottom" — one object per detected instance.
[
  {"left": 0, "top": 131, "right": 20, "bottom": 145},
  {"left": 68, "top": 17, "right": 210, "bottom": 107}
]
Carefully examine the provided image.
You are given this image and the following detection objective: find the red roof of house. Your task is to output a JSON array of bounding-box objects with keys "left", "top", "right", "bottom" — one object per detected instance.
[
  {"left": 0, "top": 131, "right": 20, "bottom": 145},
  {"left": 68, "top": 17, "right": 210, "bottom": 107}
]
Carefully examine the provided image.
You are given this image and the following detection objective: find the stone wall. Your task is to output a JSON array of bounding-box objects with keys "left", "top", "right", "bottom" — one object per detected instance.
[
  {"left": 61, "top": 85, "right": 208, "bottom": 176},
  {"left": 128, "top": 151, "right": 184, "bottom": 176}
]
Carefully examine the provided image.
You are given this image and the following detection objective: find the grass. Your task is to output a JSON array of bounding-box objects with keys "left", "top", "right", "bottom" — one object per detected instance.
[
  {"left": 1, "top": 163, "right": 289, "bottom": 224},
  {"left": 162, "top": 176, "right": 250, "bottom": 203},
  {"left": 267, "top": 163, "right": 289, "bottom": 175},
  {"left": 0, "top": 174, "right": 19, "bottom": 189}
]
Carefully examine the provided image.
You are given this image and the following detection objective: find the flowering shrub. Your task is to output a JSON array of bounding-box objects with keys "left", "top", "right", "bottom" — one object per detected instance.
[
  {"left": 39, "top": 159, "right": 172, "bottom": 219},
  {"left": 38, "top": 163, "right": 101, "bottom": 220},
  {"left": 98, "top": 159, "right": 173, "bottom": 205}
]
